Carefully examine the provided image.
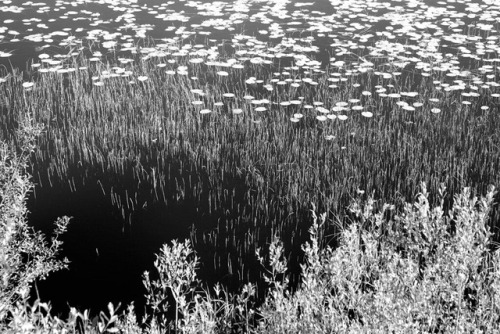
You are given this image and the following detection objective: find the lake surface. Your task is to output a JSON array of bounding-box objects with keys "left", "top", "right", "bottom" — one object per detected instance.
[{"left": 2, "top": 0, "right": 500, "bottom": 319}]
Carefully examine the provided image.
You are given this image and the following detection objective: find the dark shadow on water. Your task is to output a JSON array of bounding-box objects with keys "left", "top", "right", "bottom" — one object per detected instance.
[
  {"left": 26, "top": 172, "right": 315, "bottom": 320},
  {"left": 27, "top": 182, "right": 194, "bottom": 320}
]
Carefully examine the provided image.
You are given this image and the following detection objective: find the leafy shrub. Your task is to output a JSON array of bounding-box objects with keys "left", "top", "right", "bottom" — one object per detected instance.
[
  {"left": 0, "top": 115, "right": 69, "bottom": 322},
  {"left": 142, "top": 239, "right": 257, "bottom": 334},
  {"left": 256, "top": 184, "right": 500, "bottom": 333}
]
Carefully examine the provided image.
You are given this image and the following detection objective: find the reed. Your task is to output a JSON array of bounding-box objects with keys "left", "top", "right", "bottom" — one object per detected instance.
[{"left": 1, "top": 38, "right": 500, "bottom": 289}]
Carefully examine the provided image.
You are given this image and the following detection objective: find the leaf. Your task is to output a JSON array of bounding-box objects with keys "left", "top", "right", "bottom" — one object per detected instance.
[{"left": 108, "top": 302, "right": 115, "bottom": 315}]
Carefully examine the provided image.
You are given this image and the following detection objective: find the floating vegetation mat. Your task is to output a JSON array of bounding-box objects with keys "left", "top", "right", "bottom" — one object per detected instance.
[{"left": 1, "top": 0, "right": 500, "bottom": 313}]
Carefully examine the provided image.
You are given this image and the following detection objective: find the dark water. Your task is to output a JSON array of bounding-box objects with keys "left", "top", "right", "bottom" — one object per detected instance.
[
  {"left": 2, "top": 0, "right": 499, "bottom": 319},
  {"left": 28, "top": 180, "right": 197, "bottom": 318}
]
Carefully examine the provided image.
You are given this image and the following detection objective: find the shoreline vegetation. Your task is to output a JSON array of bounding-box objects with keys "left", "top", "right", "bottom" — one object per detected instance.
[
  {"left": 1, "top": 116, "right": 500, "bottom": 333},
  {"left": 1, "top": 1, "right": 500, "bottom": 330}
]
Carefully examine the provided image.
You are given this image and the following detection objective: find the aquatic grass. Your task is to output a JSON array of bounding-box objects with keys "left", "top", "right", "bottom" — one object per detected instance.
[{"left": 2, "top": 41, "right": 500, "bottom": 290}]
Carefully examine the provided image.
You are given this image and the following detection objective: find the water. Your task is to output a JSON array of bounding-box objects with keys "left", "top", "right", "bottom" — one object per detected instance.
[
  {"left": 2, "top": 0, "right": 500, "bottom": 319},
  {"left": 28, "top": 181, "right": 194, "bottom": 318}
]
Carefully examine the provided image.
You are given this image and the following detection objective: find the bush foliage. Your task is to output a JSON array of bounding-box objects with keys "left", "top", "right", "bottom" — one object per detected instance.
[{"left": 0, "top": 116, "right": 69, "bottom": 323}]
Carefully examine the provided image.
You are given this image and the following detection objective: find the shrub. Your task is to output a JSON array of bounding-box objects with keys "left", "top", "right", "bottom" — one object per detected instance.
[
  {"left": 0, "top": 114, "right": 69, "bottom": 322},
  {"left": 142, "top": 239, "right": 257, "bottom": 333},
  {"left": 256, "top": 184, "right": 500, "bottom": 333}
]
